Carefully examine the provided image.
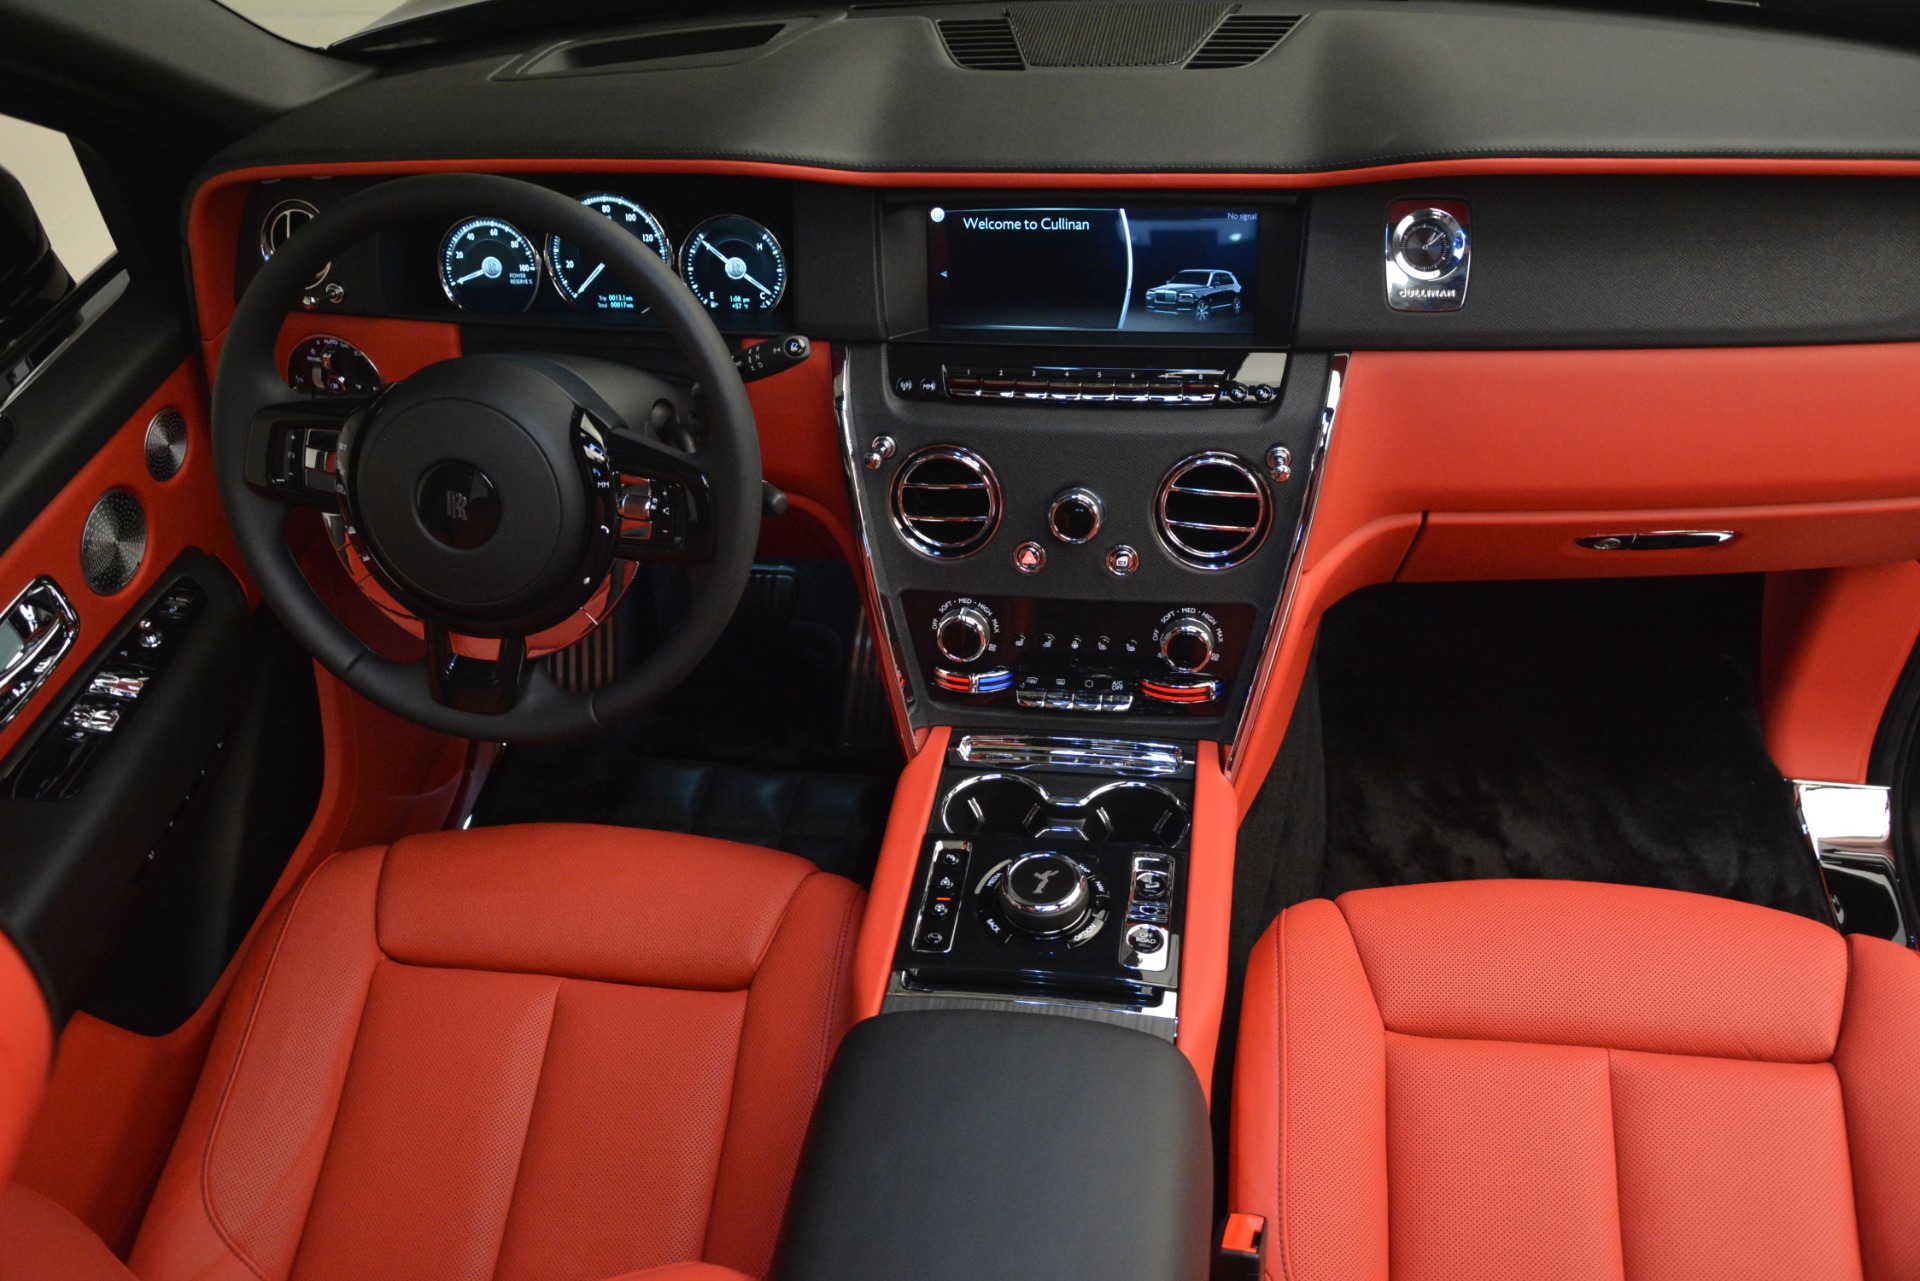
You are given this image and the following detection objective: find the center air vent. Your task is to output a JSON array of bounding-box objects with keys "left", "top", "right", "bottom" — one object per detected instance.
[
  {"left": 936, "top": 9, "right": 1301, "bottom": 71},
  {"left": 891, "top": 446, "right": 1002, "bottom": 558},
  {"left": 937, "top": 17, "right": 1025, "bottom": 70},
  {"left": 1185, "top": 14, "right": 1301, "bottom": 68},
  {"left": 1155, "top": 452, "right": 1271, "bottom": 569}
]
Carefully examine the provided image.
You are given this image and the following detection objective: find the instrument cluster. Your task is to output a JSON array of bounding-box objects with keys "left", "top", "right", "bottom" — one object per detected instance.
[
  {"left": 240, "top": 175, "right": 795, "bottom": 332},
  {"left": 437, "top": 197, "right": 786, "bottom": 318}
]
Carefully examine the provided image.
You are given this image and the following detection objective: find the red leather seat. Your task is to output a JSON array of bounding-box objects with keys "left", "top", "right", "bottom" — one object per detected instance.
[
  {"left": 4, "top": 823, "right": 862, "bottom": 1281},
  {"left": 1231, "top": 879, "right": 1920, "bottom": 1281}
]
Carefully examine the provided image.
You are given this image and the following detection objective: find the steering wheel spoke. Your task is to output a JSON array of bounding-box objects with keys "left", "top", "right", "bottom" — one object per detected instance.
[
  {"left": 605, "top": 431, "right": 717, "bottom": 564},
  {"left": 425, "top": 623, "right": 530, "bottom": 715},
  {"left": 243, "top": 398, "right": 365, "bottom": 508}
]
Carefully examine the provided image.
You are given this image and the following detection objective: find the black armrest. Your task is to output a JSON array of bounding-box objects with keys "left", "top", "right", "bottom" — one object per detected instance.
[{"left": 775, "top": 1010, "right": 1212, "bottom": 1281}]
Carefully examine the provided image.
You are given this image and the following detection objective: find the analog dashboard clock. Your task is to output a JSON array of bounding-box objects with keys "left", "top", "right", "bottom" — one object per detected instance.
[{"left": 678, "top": 214, "right": 787, "bottom": 315}]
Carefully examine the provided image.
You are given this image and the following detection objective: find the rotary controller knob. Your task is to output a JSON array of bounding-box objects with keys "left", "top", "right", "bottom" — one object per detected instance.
[
  {"left": 1159, "top": 617, "right": 1218, "bottom": 674},
  {"left": 997, "top": 852, "right": 1093, "bottom": 936},
  {"left": 1047, "top": 487, "right": 1104, "bottom": 544},
  {"left": 934, "top": 603, "right": 994, "bottom": 665}
]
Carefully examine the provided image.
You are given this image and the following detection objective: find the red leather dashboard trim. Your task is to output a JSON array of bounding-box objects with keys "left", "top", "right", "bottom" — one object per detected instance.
[
  {"left": 1181, "top": 743, "right": 1237, "bottom": 1100},
  {"left": 1231, "top": 344, "right": 1920, "bottom": 806},
  {"left": 1762, "top": 564, "right": 1920, "bottom": 783},
  {"left": 850, "top": 725, "right": 949, "bottom": 1023}
]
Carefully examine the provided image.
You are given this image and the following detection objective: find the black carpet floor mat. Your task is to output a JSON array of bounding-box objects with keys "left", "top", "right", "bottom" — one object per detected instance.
[
  {"left": 472, "top": 751, "right": 895, "bottom": 886},
  {"left": 1253, "top": 576, "right": 1830, "bottom": 923},
  {"left": 472, "top": 561, "right": 902, "bottom": 885}
]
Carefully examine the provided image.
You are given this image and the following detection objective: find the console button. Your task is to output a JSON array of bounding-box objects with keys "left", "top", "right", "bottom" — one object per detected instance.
[
  {"left": 1140, "top": 676, "right": 1222, "bottom": 705},
  {"left": 1105, "top": 545, "right": 1141, "bottom": 577},
  {"left": 1126, "top": 924, "right": 1166, "bottom": 954},
  {"left": 1135, "top": 870, "right": 1171, "bottom": 900}
]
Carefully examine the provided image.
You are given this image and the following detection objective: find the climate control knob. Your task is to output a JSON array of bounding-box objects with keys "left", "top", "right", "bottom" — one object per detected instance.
[
  {"left": 934, "top": 603, "right": 995, "bottom": 665},
  {"left": 1159, "top": 617, "right": 1218, "bottom": 674},
  {"left": 997, "top": 852, "right": 1093, "bottom": 936}
]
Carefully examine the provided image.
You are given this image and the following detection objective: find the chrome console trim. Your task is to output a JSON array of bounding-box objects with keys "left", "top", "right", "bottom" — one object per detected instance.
[
  {"left": 1226, "top": 354, "right": 1346, "bottom": 776},
  {"left": 1794, "top": 780, "right": 1914, "bottom": 948},
  {"left": 953, "top": 733, "right": 1187, "bottom": 777},
  {"left": 882, "top": 971, "right": 1179, "bottom": 1039},
  {"left": 835, "top": 348, "right": 918, "bottom": 757}
]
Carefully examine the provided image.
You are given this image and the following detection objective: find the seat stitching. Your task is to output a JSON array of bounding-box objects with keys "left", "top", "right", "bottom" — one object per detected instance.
[
  {"left": 485, "top": 975, "right": 562, "bottom": 1281},
  {"left": 1829, "top": 940, "right": 1869, "bottom": 1272},
  {"left": 1604, "top": 1047, "right": 1627, "bottom": 1281},
  {"left": 814, "top": 881, "right": 860, "bottom": 1087},
  {"left": 197, "top": 847, "right": 362, "bottom": 1281}
]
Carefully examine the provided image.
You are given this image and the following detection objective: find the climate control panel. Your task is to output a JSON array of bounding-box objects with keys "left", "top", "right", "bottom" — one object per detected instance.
[{"left": 903, "top": 591, "right": 1255, "bottom": 716}]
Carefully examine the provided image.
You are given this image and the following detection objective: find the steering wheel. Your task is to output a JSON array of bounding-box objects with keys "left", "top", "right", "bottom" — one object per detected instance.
[{"left": 212, "top": 174, "right": 762, "bottom": 740}]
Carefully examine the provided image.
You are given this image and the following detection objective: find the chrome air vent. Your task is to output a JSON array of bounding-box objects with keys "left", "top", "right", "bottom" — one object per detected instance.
[
  {"left": 1185, "top": 14, "right": 1302, "bottom": 69},
  {"left": 891, "top": 446, "right": 1001, "bottom": 558},
  {"left": 1155, "top": 452, "right": 1271, "bottom": 569},
  {"left": 936, "top": 17, "right": 1025, "bottom": 70}
]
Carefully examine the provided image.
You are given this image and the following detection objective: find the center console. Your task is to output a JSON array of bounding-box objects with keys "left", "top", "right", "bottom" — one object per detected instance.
[
  {"left": 844, "top": 193, "right": 1321, "bottom": 1045},
  {"left": 882, "top": 734, "right": 1196, "bottom": 1039}
]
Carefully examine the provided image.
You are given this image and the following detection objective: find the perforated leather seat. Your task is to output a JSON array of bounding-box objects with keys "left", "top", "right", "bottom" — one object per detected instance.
[
  {"left": 4, "top": 823, "right": 863, "bottom": 1281},
  {"left": 1231, "top": 879, "right": 1920, "bottom": 1281}
]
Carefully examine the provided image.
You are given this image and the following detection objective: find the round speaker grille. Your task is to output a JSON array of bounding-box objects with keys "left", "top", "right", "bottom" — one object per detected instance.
[
  {"left": 81, "top": 490, "right": 146, "bottom": 595},
  {"left": 144, "top": 407, "right": 188, "bottom": 481}
]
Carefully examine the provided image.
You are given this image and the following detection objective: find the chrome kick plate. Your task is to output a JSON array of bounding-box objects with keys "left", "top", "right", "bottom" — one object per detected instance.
[{"left": 1794, "top": 781, "right": 1913, "bottom": 948}]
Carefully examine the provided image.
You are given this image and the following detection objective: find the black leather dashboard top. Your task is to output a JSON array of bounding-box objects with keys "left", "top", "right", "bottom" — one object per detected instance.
[{"left": 205, "top": 2, "right": 1920, "bottom": 177}]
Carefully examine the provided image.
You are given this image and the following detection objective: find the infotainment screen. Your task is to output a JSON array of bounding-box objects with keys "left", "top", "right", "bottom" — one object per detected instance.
[{"left": 926, "top": 205, "right": 1259, "bottom": 334}]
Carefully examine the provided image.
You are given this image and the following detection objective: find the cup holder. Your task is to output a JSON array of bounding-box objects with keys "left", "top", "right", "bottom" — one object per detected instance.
[
  {"left": 1084, "top": 781, "right": 1191, "bottom": 845},
  {"left": 940, "top": 775, "right": 1189, "bottom": 845},
  {"left": 941, "top": 774, "right": 1050, "bottom": 838}
]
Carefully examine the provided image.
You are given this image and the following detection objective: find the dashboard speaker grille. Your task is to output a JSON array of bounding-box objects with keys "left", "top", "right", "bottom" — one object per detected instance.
[
  {"left": 1184, "top": 14, "right": 1302, "bottom": 69},
  {"left": 1155, "top": 452, "right": 1271, "bottom": 568},
  {"left": 936, "top": 18, "right": 1025, "bottom": 70},
  {"left": 144, "top": 406, "right": 188, "bottom": 481},
  {"left": 80, "top": 489, "right": 147, "bottom": 595},
  {"left": 1005, "top": 2, "right": 1230, "bottom": 67},
  {"left": 891, "top": 446, "right": 1001, "bottom": 558}
]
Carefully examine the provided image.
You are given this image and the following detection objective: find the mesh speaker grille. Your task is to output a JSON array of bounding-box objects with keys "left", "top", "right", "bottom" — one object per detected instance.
[
  {"left": 1005, "top": 2, "right": 1230, "bottom": 67},
  {"left": 145, "top": 407, "right": 188, "bottom": 481},
  {"left": 81, "top": 490, "right": 147, "bottom": 595}
]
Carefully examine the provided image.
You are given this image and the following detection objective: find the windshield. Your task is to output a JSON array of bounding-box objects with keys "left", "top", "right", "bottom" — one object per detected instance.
[
  {"left": 1168, "top": 271, "right": 1210, "bottom": 284},
  {"left": 214, "top": 0, "right": 402, "bottom": 45}
]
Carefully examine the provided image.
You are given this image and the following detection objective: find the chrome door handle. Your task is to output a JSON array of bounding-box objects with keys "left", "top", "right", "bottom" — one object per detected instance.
[{"left": 0, "top": 578, "right": 79, "bottom": 733}]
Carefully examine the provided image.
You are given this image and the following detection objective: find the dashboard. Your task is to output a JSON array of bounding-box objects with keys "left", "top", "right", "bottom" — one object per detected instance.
[{"left": 187, "top": 0, "right": 1920, "bottom": 774}]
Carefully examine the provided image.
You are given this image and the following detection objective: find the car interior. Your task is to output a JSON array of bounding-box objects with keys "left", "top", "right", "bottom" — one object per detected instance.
[{"left": 1, "top": 0, "right": 1918, "bottom": 1277}]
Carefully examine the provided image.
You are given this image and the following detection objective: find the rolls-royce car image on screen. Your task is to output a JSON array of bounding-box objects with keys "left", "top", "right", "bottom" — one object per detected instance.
[
  {"left": 1145, "top": 270, "right": 1243, "bottom": 320},
  {"left": 0, "top": 1, "right": 1918, "bottom": 1279}
]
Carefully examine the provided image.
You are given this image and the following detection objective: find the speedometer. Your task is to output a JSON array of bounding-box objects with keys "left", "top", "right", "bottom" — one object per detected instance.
[
  {"left": 679, "top": 215, "right": 786, "bottom": 315},
  {"left": 438, "top": 217, "right": 540, "bottom": 313},
  {"left": 548, "top": 194, "right": 672, "bottom": 313}
]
